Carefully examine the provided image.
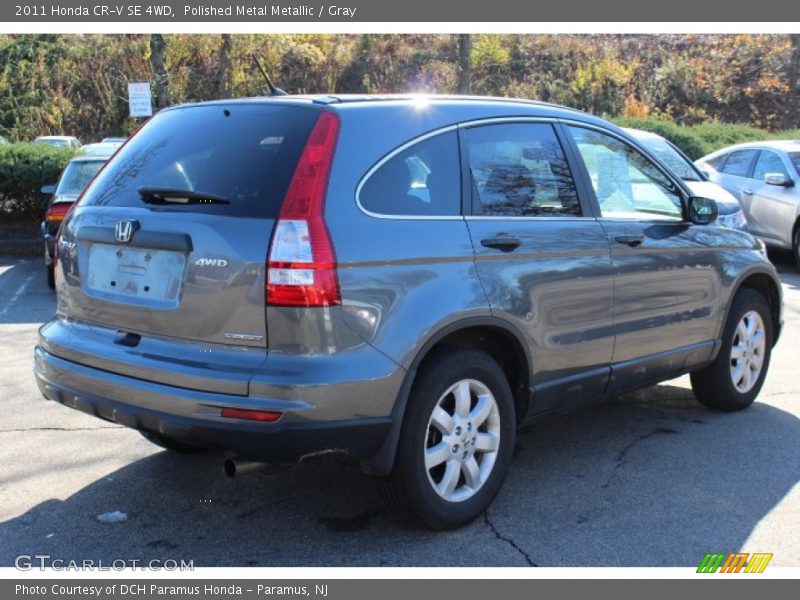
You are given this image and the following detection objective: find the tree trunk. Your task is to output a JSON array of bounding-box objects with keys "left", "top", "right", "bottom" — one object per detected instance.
[
  {"left": 149, "top": 34, "right": 171, "bottom": 109},
  {"left": 457, "top": 34, "right": 472, "bottom": 95},
  {"left": 785, "top": 34, "right": 800, "bottom": 129},
  {"left": 217, "top": 34, "right": 233, "bottom": 98}
]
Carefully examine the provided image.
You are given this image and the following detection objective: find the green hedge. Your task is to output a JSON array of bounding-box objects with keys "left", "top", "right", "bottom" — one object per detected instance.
[
  {"left": 613, "top": 117, "right": 800, "bottom": 161},
  {"left": 0, "top": 143, "right": 75, "bottom": 219}
]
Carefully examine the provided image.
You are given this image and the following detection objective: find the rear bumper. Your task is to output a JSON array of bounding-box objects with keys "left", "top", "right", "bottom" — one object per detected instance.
[{"left": 33, "top": 343, "right": 397, "bottom": 468}]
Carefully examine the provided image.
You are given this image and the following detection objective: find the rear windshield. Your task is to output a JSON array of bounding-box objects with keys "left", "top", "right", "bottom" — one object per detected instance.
[
  {"left": 78, "top": 104, "right": 320, "bottom": 218},
  {"left": 56, "top": 160, "right": 106, "bottom": 195}
]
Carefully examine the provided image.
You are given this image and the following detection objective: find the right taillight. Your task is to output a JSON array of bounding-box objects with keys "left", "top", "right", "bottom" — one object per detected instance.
[{"left": 267, "top": 111, "right": 340, "bottom": 308}]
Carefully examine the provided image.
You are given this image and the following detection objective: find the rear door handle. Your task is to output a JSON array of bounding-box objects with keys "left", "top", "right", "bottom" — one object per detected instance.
[
  {"left": 743, "top": 189, "right": 754, "bottom": 196},
  {"left": 614, "top": 234, "right": 645, "bottom": 247},
  {"left": 481, "top": 235, "right": 522, "bottom": 252}
]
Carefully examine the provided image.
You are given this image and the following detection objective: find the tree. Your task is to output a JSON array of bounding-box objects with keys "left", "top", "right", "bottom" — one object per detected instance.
[
  {"left": 785, "top": 34, "right": 800, "bottom": 129},
  {"left": 217, "top": 34, "right": 233, "bottom": 98},
  {"left": 149, "top": 34, "right": 171, "bottom": 108},
  {"left": 457, "top": 34, "right": 472, "bottom": 94}
]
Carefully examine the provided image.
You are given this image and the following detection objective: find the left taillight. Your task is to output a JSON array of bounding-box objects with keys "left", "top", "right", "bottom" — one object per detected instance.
[
  {"left": 45, "top": 202, "right": 71, "bottom": 229},
  {"left": 266, "top": 111, "right": 341, "bottom": 308}
]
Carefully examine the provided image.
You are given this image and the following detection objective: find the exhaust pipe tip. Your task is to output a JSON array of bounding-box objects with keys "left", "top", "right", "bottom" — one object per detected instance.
[{"left": 224, "top": 457, "right": 266, "bottom": 478}]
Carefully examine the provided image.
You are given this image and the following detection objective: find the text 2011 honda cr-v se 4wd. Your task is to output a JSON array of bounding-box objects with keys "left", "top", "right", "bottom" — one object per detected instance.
[{"left": 34, "top": 95, "right": 783, "bottom": 529}]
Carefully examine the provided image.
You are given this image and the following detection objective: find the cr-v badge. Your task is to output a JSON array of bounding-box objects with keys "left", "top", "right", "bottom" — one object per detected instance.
[{"left": 195, "top": 258, "right": 228, "bottom": 268}]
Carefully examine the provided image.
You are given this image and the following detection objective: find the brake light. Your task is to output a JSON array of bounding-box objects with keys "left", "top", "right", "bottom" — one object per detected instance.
[
  {"left": 45, "top": 202, "right": 72, "bottom": 225},
  {"left": 267, "top": 111, "right": 340, "bottom": 307},
  {"left": 221, "top": 407, "right": 282, "bottom": 422}
]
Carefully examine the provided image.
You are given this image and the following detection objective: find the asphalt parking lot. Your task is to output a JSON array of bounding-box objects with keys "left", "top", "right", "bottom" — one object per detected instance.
[{"left": 0, "top": 254, "right": 798, "bottom": 568}]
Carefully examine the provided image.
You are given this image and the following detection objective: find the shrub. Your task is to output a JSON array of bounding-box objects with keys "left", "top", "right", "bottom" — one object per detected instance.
[
  {"left": 613, "top": 117, "right": 800, "bottom": 161},
  {"left": 0, "top": 143, "right": 75, "bottom": 220}
]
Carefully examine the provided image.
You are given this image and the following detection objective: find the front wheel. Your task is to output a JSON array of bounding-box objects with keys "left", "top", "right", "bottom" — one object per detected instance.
[
  {"left": 691, "top": 289, "right": 773, "bottom": 411},
  {"left": 793, "top": 225, "right": 800, "bottom": 271},
  {"left": 378, "top": 349, "right": 516, "bottom": 529}
]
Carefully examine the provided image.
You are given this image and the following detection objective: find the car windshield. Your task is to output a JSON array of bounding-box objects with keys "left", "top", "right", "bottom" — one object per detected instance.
[
  {"left": 56, "top": 160, "right": 105, "bottom": 195},
  {"left": 635, "top": 135, "right": 702, "bottom": 182},
  {"left": 789, "top": 152, "right": 800, "bottom": 174}
]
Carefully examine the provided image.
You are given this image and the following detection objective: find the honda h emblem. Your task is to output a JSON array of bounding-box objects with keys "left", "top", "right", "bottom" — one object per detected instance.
[{"left": 114, "top": 220, "right": 138, "bottom": 243}]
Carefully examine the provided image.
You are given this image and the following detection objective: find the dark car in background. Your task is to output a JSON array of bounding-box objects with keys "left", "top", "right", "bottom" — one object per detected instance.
[
  {"left": 35, "top": 96, "right": 782, "bottom": 529},
  {"left": 40, "top": 155, "right": 108, "bottom": 288}
]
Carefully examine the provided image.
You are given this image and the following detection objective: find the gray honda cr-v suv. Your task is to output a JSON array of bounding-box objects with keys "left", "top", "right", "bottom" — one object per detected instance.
[{"left": 35, "top": 95, "right": 783, "bottom": 529}]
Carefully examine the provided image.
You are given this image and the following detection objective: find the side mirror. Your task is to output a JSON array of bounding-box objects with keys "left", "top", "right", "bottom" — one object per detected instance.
[
  {"left": 764, "top": 172, "right": 793, "bottom": 187},
  {"left": 40, "top": 184, "right": 56, "bottom": 195},
  {"left": 688, "top": 196, "right": 718, "bottom": 225}
]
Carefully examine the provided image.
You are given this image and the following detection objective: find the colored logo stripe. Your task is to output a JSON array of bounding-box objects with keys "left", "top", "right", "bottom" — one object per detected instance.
[{"left": 697, "top": 552, "right": 773, "bottom": 573}]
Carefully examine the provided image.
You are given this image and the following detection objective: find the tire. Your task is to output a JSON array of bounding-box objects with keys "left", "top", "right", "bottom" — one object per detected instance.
[
  {"left": 139, "top": 430, "right": 208, "bottom": 453},
  {"left": 793, "top": 225, "right": 800, "bottom": 272},
  {"left": 377, "top": 348, "right": 516, "bottom": 529},
  {"left": 691, "top": 288, "right": 773, "bottom": 411},
  {"left": 47, "top": 264, "right": 55, "bottom": 289}
]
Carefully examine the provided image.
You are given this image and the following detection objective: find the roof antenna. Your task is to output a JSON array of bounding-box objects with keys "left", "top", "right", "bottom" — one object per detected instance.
[{"left": 251, "top": 55, "right": 288, "bottom": 96}]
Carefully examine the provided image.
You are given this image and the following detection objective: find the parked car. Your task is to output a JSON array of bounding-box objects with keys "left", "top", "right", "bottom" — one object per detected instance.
[
  {"left": 101, "top": 137, "right": 128, "bottom": 144},
  {"left": 624, "top": 128, "right": 748, "bottom": 231},
  {"left": 40, "top": 156, "right": 108, "bottom": 288},
  {"left": 697, "top": 141, "right": 800, "bottom": 269},
  {"left": 33, "top": 135, "right": 82, "bottom": 149},
  {"left": 35, "top": 96, "right": 783, "bottom": 529},
  {"left": 80, "top": 141, "right": 123, "bottom": 157}
]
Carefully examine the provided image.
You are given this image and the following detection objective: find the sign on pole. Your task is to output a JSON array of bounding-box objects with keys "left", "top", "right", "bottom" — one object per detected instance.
[{"left": 128, "top": 82, "right": 153, "bottom": 118}]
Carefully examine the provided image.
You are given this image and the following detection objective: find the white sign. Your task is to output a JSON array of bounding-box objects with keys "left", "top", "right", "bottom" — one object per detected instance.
[{"left": 128, "top": 82, "right": 153, "bottom": 118}]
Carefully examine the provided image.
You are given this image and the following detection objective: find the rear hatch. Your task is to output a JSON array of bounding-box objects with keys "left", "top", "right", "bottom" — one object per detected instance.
[{"left": 55, "top": 102, "right": 321, "bottom": 356}]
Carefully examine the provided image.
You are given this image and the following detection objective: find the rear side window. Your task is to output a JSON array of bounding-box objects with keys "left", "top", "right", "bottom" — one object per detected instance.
[
  {"left": 720, "top": 149, "right": 757, "bottom": 177},
  {"left": 705, "top": 153, "right": 728, "bottom": 170},
  {"left": 358, "top": 131, "right": 461, "bottom": 216},
  {"left": 464, "top": 123, "right": 580, "bottom": 217},
  {"left": 79, "top": 104, "right": 319, "bottom": 218}
]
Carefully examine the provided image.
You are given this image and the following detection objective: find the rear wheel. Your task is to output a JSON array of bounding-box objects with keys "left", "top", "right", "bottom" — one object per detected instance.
[
  {"left": 378, "top": 349, "right": 516, "bottom": 529},
  {"left": 47, "top": 264, "right": 55, "bottom": 289},
  {"left": 691, "top": 289, "right": 773, "bottom": 411},
  {"left": 139, "top": 430, "right": 208, "bottom": 453}
]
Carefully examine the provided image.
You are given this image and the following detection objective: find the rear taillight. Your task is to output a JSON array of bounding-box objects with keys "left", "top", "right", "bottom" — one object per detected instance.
[
  {"left": 267, "top": 111, "right": 340, "bottom": 307},
  {"left": 45, "top": 202, "right": 72, "bottom": 227}
]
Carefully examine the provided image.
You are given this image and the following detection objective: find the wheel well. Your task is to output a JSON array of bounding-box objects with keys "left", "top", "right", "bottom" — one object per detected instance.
[
  {"left": 738, "top": 273, "right": 781, "bottom": 344},
  {"left": 415, "top": 326, "right": 531, "bottom": 422}
]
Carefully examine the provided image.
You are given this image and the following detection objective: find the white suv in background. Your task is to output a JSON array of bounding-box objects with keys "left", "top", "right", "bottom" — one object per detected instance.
[{"left": 625, "top": 128, "right": 748, "bottom": 231}]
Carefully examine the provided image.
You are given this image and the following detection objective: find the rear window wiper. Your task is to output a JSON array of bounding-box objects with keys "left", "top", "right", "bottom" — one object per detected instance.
[{"left": 138, "top": 187, "right": 232, "bottom": 205}]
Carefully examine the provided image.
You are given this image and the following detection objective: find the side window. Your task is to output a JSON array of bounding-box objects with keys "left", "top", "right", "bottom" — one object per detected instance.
[
  {"left": 706, "top": 153, "right": 729, "bottom": 170},
  {"left": 752, "top": 150, "right": 788, "bottom": 181},
  {"left": 464, "top": 123, "right": 581, "bottom": 217},
  {"left": 720, "top": 149, "right": 757, "bottom": 177},
  {"left": 568, "top": 126, "right": 683, "bottom": 220},
  {"left": 359, "top": 131, "right": 460, "bottom": 216}
]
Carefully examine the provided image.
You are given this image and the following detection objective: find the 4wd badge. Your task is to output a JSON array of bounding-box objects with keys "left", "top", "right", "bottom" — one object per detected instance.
[{"left": 195, "top": 258, "right": 228, "bottom": 268}]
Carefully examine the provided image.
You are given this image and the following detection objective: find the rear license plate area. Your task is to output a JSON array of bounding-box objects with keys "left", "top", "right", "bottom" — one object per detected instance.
[{"left": 85, "top": 243, "right": 187, "bottom": 308}]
